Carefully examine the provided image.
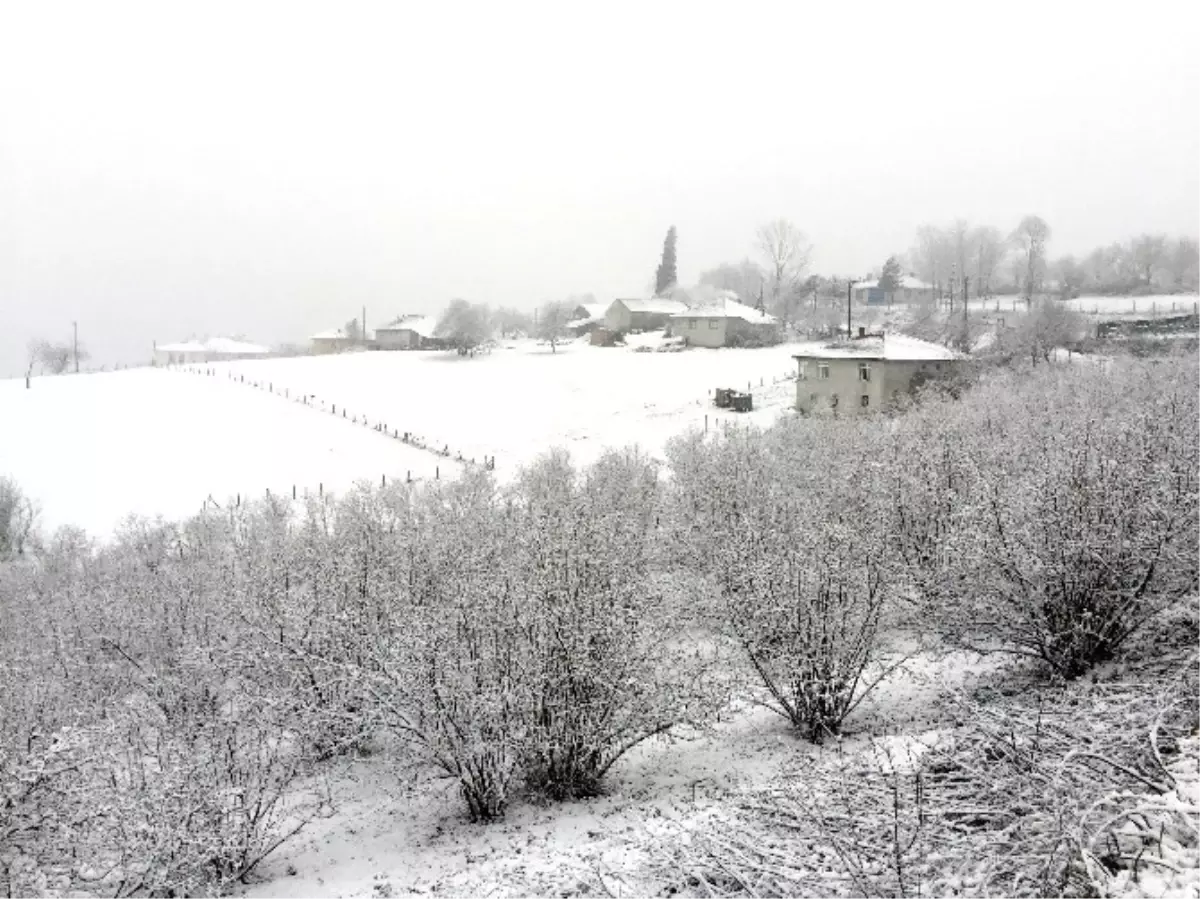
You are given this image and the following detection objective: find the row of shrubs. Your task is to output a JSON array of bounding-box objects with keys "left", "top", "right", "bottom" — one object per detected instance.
[{"left": 1, "top": 350, "right": 1196, "bottom": 894}]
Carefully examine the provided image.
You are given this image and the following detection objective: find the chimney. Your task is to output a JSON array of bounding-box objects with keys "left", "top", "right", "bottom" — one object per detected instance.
[{"left": 858, "top": 326, "right": 866, "bottom": 338}]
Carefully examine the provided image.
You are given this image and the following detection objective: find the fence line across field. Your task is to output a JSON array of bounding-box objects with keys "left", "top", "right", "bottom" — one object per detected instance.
[{"left": 170, "top": 364, "right": 497, "bottom": 472}]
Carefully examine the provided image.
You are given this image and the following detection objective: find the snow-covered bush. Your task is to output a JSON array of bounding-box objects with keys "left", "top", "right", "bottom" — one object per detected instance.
[
  {"left": 0, "top": 476, "right": 37, "bottom": 559},
  {"left": 666, "top": 419, "right": 895, "bottom": 743},
  {"left": 649, "top": 657, "right": 1199, "bottom": 898},
  {"left": 509, "top": 448, "right": 724, "bottom": 800},
  {"left": 893, "top": 357, "right": 1199, "bottom": 678}
]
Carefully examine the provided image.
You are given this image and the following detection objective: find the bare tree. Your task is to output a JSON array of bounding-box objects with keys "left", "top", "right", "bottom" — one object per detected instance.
[
  {"left": 968, "top": 225, "right": 1007, "bottom": 298},
  {"left": 534, "top": 299, "right": 575, "bottom": 353},
  {"left": 697, "top": 259, "right": 767, "bottom": 304},
  {"left": 434, "top": 299, "right": 494, "bottom": 355},
  {"left": 1165, "top": 236, "right": 1200, "bottom": 292},
  {"left": 1010, "top": 215, "right": 1052, "bottom": 303},
  {"left": 910, "top": 225, "right": 954, "bottom": 302},
  {"left": 1130, "top": 233, "right": 1168, "bottom": 288},
  {"left": 756, "top": 219, "right": 812, "bottom": 328}
]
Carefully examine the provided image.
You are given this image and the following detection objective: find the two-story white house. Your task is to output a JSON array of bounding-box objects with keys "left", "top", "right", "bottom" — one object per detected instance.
[{"left": 793, "top": 330, "right": 963, "bottom": 414}]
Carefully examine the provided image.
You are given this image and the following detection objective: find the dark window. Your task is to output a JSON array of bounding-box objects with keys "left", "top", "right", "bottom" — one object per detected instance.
[{"left": 860, "top": 395, "right": 870, "bottom": 408}]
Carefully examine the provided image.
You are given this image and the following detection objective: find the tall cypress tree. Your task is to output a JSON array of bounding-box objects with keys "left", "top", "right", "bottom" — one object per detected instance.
[{"left": 655, "top": 226, "right": 678, "bottom": 296}]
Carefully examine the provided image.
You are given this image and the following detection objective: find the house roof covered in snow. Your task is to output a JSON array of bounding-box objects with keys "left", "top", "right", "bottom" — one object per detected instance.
[
  {"left": 854, "top": 276, "right": 934, "bottom": 291},
  {"left": 671, "top": 296, "right": 776, "bottom": 325},
  {"left": 614, "top": 298, "right": 689, "bottom": 314},
  {"left": 158, "top": 337, "right": 269, "bottom": 354},
  {"left": 377, "top": 314, "right": 439, "bottom": 338},
  {"left": 203, "top": 337, "right": 270, "bottom": 355},
  {"left": 571, "top": 302, "right": 609, "bottom": 322},
  {"left": 310, "top": 328, "right": 351, "bottom": 341},
  {"left": 792, "top": 333, "right": 962, "bottom": 362},
  {"left": 157, "top": 340, "right": 209, "bottom": 353}
]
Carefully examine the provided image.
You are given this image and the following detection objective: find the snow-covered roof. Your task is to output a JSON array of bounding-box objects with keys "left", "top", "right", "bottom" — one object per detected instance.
[
  {"left": 310, "top": 328, "right": 350, "bottom": 341},
  {"left": 615, "top": 298, "right": 689, "bottom": 314},
  {"left": 156, "top": 340, "right": 208, "bottom": 353},
  {"left": 157, "top": 337, "right": 270, "bottom": 354},
  {"left": 377, "top": 314, "right": 439, "bottom": 338},
  {"left": 792, "top": 333, "right": 962, "bottom": 362},
  {"left": 671, "top": 297, "right": 777, "bottom": 325},
  {"left": 573, "top": 303, "right": 609, "bottom": 322},
  {"left": 854, "top": 276, "right": 934, "bottom": 291},
  {"left": 203, "top": 337, "right": 270, "bottom": 355}
]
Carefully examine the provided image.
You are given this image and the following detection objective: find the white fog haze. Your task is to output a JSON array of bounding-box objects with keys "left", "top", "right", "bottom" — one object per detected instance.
[{"left": 1, "top": 0, "right": 1196, "bottom": 371}]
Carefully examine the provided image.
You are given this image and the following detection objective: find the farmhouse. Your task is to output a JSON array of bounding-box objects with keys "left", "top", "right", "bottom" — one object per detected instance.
[
  {"left": 671, "top": 295, "right": 779, "bottom": 348},
  {"left": 604, "top": 298, "right": 689, "bottom": 333},
  {"left": 375, "top": 314, "right": 442, "bottom": 350},
  {"left": 793, "top": 331, "right": 962, "bottom": 414},
  {"left": 154, "top": 337, "right": 270, "bottom": 365},
  {"left": 853, "top": 275, "right": 935, "bottom": 306},
  {"left": 309, "top": 328, "right": 355, "bottom": 354}
]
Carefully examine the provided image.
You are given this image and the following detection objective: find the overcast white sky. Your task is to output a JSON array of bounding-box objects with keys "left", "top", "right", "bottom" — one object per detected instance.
[{"left": 1, "top": 0, "right": 1197, "bottom": 372}]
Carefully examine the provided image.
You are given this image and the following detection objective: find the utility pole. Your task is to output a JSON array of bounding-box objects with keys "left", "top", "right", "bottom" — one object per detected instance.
[
  {"left": 73, "top": 321, "right": 79, "bottom": 373},
  {"left": 362, "top": 306, "right": 366, "bottom": 345},
  {"left": 846, "top": 280, "right": 853, "bottom": 338}
]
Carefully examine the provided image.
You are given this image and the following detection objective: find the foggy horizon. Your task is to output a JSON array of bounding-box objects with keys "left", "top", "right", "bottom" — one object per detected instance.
[{"left": 2, "top": 0, "right": 1197, "bottom": 373}]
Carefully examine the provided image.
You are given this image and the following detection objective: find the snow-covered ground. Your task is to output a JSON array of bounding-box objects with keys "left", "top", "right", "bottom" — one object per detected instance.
[
  {"left": 236, "top": 643, "right": 1008, "bottom": 899},
  {"left": 0, "top": 367, "right": 461, "bottom": 537},
  {"left": 1, "top": 337, "right": 802, "bottom": 537}
]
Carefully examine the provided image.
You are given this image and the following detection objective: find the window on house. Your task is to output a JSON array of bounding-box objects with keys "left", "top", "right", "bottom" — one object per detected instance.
[
  {"left": 709, "top": 319, "right": 719, "bottom": 329},
  {"left": 687, "top": 319, "right": 696, "bottom": 329},
  {"left": 859, "top": 362, "right": 871, "bottom": 382},
  {"left": 818, "top": 363, "right": 830, "bottom": 380},
  {"left": 935, "top": 363, "right": 942, "bottom": 371},
  {"left": 797, "top": 362, "right": 808, "bottom": 380},
  {"left": 860, "top": 395, "right": 870, "bottom": 408}
]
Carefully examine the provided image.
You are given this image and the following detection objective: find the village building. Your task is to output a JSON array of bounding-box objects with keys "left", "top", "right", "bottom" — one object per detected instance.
[
  {"left": 853, "top": 275, "right": 935, "bottom": 306},
  {"left": 153, "top": 337, "right": 271, "bottom": 365},
  {"left": 604, "top": 298, "right": 689, "bottom": 333},
  {"left": 793, "top": 331, "right": 963, "bottom": 414},
  {"left": 308, "top": 328, "right": 357, "bottom": 354},
  {"left": 375, "top": 314, "right": 442, "bottom": 350},
  {"left": 566, "top": 302, "right": 609, "bottom": 336},
  {"left": 670, "top": 295, "right": 779, "bottom": 348}
]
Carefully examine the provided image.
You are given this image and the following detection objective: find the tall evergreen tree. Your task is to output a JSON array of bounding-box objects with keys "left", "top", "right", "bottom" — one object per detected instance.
[
  {"left": 655, "top": 226, "right": 678, "bottom": 295},
  {"left": 878, "top": 256, "right": 904, "bottom": 294}
]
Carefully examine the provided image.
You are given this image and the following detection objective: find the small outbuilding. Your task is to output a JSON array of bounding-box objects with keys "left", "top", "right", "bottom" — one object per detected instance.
[{"left": 604, "top": 298, "right": 689, "bottom": 333}]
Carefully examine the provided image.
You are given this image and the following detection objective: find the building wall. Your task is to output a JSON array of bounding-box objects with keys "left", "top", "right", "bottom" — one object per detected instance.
[
  {"left": 376, "top": 329, "right": 420, "bottom": 350},
  {"left": 604, "top": 302, "right": 632, "bottom": 333},
  {"left": 677, "top": 316, "right": 728, "bottom": 347},
  {"left": 311, "top": 338, "right": 348, "bottom": 355},
  {"left": 794, "top": 356, "right": 957, "bottom": 414},
  {"left": 795, "top": 357, "right": 885, "bottom": 414}
]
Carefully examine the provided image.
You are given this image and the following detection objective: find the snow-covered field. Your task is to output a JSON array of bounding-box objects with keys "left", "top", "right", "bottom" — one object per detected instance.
[
  {"left": 0, "top": 366, "right": 462, "bottom": 537},
  {"left": 207, "top": 336, "right": 800, "bottom": 476},
  {"left": 1, "top": 337, "right": 801, "bottom": 537}
]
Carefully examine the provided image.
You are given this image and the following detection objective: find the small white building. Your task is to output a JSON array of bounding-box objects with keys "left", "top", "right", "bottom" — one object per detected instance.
[
  {"left": 670, "top": 295, "right": 779, "bottom": 348},
  {"left": 793, "top": 331, "right": 963, "bottom": 414},
  {"left": 375, "top": 314, "right": 441, "bottom": 350},
  {"left": 154, "top": 337, "right": 270, "bottom": 366},
  {"left": 604, "top": 298, "right": 690, "bottom": 333}
]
